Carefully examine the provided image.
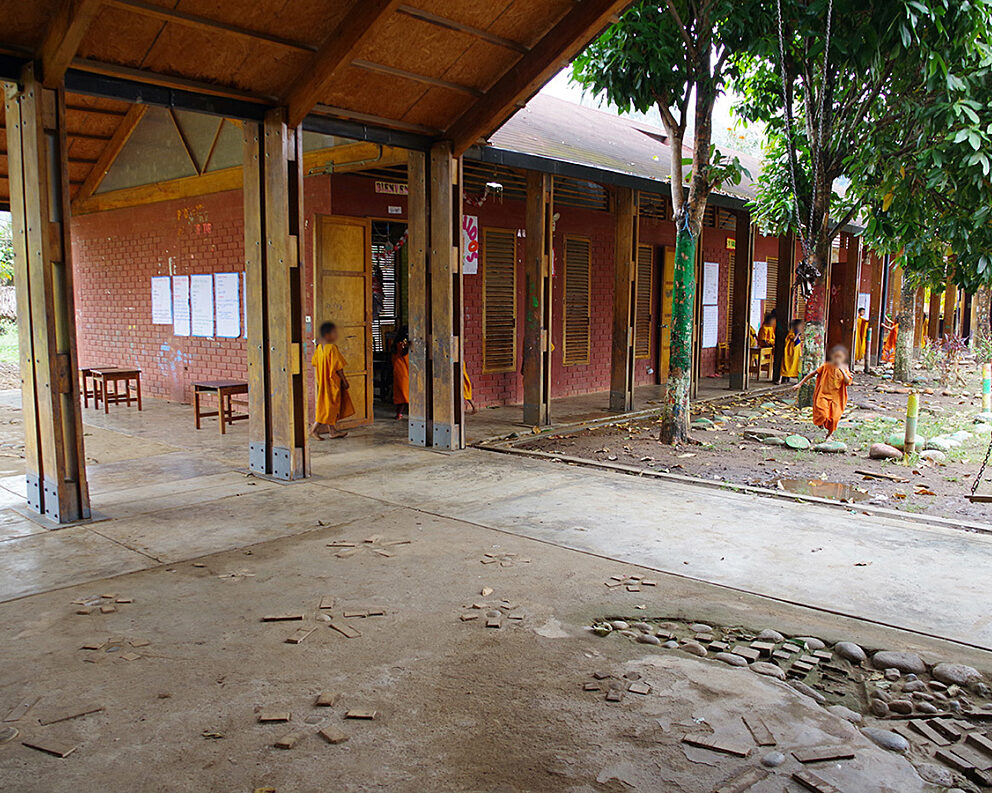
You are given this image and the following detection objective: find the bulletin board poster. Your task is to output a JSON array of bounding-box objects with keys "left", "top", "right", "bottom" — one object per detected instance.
[
  {"left": 461, "top": 215, "right": 479, "bottom": 275},
  {"left": 151, "top": 276, "right": 172, "bottom": 324},
  {"left": 214, "top": 272, "right": 241, "bottom": 338},
  {"left": 750, "top": 299, "right": 763, "bottom": 333},
  {"left": 701, "top": 304, "right": 719, "bottom": 348},
  {"left": 172, "top": 275, "right": 191, "bottom": 337},
  {"left": 752, "top": 261, "right": 768, "bottom": 300},
  {"left": 702, "top": 262, "right": 720, "bottom": 306},
  {"left": 241, "top": 272, "right": 248, "bottom": 338},
  {"left": 858, "top": 292, "right": 871, "bottom": 316},
  {"left": 190, "top": 274, "right": 215, "bottom": 337}
]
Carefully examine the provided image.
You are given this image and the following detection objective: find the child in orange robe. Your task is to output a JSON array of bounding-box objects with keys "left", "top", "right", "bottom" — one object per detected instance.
[
  {"left": 310, "top": 322, "right": 354, "bottom": 440},
  {"left": 881, "top": 315, "right": 899, "bottom": 363},
  {"left": 794, "top": 345, "right": 853, "bottom": 440},
  {"left": 392, "top": 332, "right": 410, "bottom": 420}
]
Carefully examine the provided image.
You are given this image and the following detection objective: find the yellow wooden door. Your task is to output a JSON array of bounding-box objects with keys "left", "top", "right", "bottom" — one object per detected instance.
[
  {"left": 314, "top": 215, "right": 373, "bottom": 427},
  {"left": 658, "top": 246, "right": 676, "bottom": 381}
]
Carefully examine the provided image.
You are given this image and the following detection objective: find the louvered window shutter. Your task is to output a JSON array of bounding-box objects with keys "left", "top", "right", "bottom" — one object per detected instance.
[
  {"left": 482, "top": 229, "right": 517, "bottom": 373},
  {"left": 563, "top": 236, "right": 591, "bottom": 365},
  {"left": 634, "top": 244, "right": 653, "bottom": 359}
]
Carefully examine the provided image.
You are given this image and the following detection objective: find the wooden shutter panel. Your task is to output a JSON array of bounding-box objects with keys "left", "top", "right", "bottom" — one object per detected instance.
[
  {"left": 727, "top": 252, "right": 735, "bottom": 339},
  {"left": 563, "top": 236, "right": 591, "bottom": 365},
  {"left": 634, "top": 244, "right": 653, "bottom": 359},
  {"left": 766, "top": 255, "right": 779, "bottom": 311},
  {"left": 482, "top": 228, "right": 517, "bottom": 373}
]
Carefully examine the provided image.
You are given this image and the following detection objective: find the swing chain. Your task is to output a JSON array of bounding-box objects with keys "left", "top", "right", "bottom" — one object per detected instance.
[
  {"left": 972, "top": 433, "right": 992, "bottom": 496},
  {"left": 774, "top": 0, "right": 834, "bottom": 299}
]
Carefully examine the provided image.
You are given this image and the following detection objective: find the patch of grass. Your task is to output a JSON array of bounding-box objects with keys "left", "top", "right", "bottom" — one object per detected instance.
[{"left": 0, "top": 319, "right": 17, "bottom": 364}]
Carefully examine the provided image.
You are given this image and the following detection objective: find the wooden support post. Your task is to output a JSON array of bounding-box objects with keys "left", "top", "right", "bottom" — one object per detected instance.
[
  {"left": 523, "top": 171, "right": 553, "bottom": 426},
  {"left": 927, "top": 288, "right": 942, "bottom": 343},
  {"left": 406, "top": 150, "right": 430, "bottom": 446},
  {"left": 868, "top": 251, "right": 885, "bottom": 362},
  {"left": 4, "top": 66, "right": 89, "bottom": 522},
  {"left": 610, "top": 187, "right": 637, "bottom": 413},
  {"left": 728, "top": 210, "right": 754, "bottom": 391},
  {"left": 827, "top": 233, "right": 860, "bottom": 354},
  {"left": 243, "top": 108, "right": 308, "bottom": 480},
  {"left": 428, "top": 141, "right": 465, "bottom": 450},
  {"left": 943, "top": 279, "right": 958, "bottom": 337},
  {"left": 772, "top": 233, "right": 796, "bottom": 381}
]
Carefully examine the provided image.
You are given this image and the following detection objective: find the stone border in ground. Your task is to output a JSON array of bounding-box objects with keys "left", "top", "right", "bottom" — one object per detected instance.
[{"left": 480, "top": 442, "right": 992, "bottom": 541}]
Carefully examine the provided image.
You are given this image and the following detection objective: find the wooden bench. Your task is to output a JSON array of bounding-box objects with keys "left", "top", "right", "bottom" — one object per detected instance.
[{"left": 193, "top": 380, "right": 249, "bottom": 434}]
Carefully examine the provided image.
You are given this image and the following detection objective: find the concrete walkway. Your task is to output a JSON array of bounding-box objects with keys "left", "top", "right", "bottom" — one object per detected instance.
[{"left": 0, "top": 394, "right": 990, "bottom": 649}]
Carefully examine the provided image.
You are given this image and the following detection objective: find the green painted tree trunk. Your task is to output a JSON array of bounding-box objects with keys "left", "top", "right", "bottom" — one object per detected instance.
[
  {"left": 796, "top": 270, "right": 828, "bottom": 407},
  {"left": 660, "top": 226, "right": 696, "bottom": 443}
]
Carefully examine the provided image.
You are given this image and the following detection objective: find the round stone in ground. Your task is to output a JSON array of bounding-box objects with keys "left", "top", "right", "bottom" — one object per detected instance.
[
  {"left": 756, "top": 628, "right": 785, "bottom": 643},
  {"left": 785, "top": 434, "right": 811, "bottom": 450},
  {"left": 869, "top": 443, "right": 902, "bottom": 460},
  {"left": 871, "top": 650, "right": 926, "bottom": 675},
  {"left": 610, "top": 620, "right": 629, "bottom": 631},
  {"left": 813, "top": 440, "right": 847, "bottom": 453},
  {"left": 662, "top": 640, "right": 678, "bottom": 649},
  {"left": 637, "top": 633, "right": 661, "bottom": 645},
  {"left": 681, "top": 641, "right": 707, "bottom": 657},
  {"left": 750, "top": 662, "right": 786, "bottom": 680},
  {"left": 917, "top": 763, "right": 955, "bottom": 786},
  {"left": 797, "top": 637, "right": 826, "bottom": 651},
  {"left": 834, "top": 641, "right": 866, "bottom": 664},
  {"left": 689, "top": 623, "right": 712, "bottom": 633},
  {"left": 761, "top": 751, "right": 786, "bottom": 768},
  {"left": 789, "top": 680, "right": 826, "bottom": 704},
  {"left": 827, "top": 704, "right": 862, "bottom": 724},
  {"left": 862, "top": 727, "right": 909, "bottom": 753},
  {"left": 714, "top": 652, "right": 748, "bottom": 667},
  {"left": 888, "top": 700, "right": 914, "bottom": 715},
  {"left": 919, "top": 449, "right": 946, "bottom": 463},
  {"left": 932, "top": 662, "right": 983, "bottom": 687},
  {"left": 869, "top": 700, "right": 889, "bottom": 717}
]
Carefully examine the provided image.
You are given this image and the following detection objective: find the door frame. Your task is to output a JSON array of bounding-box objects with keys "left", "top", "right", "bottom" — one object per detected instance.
[{"left": 313, "top": 214, "right": 374, "bottom": 428}]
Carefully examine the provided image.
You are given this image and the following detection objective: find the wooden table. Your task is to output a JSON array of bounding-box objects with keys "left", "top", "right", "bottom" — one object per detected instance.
[
  {"left": 88, "top": 367, "right": 142, "bottom": 413},
  {"left": 193, "top": 380, "right": 249, "bottom": 434},
  {"left": 750, "top": 346, "right": 774, "bottom": 380},
  {"left": 80, "top": 365, "right": 116, "bottom": 408}
]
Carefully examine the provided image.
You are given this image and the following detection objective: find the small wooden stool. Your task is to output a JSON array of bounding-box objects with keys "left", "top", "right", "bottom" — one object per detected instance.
[
  {"left": 89, "top": 367, "right": 142, "bottom": 413},
  {"left": 80, "top": 365, "right": 115, "bottom": 408}
]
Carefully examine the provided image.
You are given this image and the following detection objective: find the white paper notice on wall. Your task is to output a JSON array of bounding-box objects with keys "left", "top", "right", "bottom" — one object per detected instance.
[
  {"left": 241, "top": 272, "right": 247, "bottom": 338},
  {"left": 214, "top": 272, "right": 241, "bottom": 338},
  {"left": 190, "top": 274, "right": 214, "bottom": 337},
  {"left": 172, "top": 275, "right": 191, "bottom": 337},
  {"left": 857, "top": 292, "right": 871, "bottom": 317},
  {"left": 752, "top": 260, "right": 768, "bottom": 299},
  {"left": 750, "top": 298, "right": 763, "bottom": 333},
  {"left": 702, "top": 262, "right": 720, "bottom": 306},
  {"left": 151, "top": 276, "right": 172, "bottom": 324},
  {"left": 461, "top": 214, "right": 479, "bottom": 275},
  {"left": 702, "top": 304, "right": 719, "bottom": 348}
]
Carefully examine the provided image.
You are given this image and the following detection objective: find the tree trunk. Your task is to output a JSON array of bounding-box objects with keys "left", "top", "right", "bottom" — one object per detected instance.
[
  {"left": 796, "top": 255, "right": 828, "bottom": 408},
  {"left": 659, "top": 224, "right": 697, "bottom": 443},
  {"left": 974, "top": 287, "right": 992, "bottom": 349},
  {"left": 894, "top": 276, "right": 916, "bottom": 382}
]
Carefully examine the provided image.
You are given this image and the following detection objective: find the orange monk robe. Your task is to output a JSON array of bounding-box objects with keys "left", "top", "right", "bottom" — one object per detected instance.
[
  {"left": 758, "top": 324, "right": 775, "bottom": 348},
  {"left": 463, "top": 370, "right": 473, "bottom": 401},
  {"left": 882, "top": 323, "right": 898, "bottom": 363},
  {"left": 782, "top": 331, "right": 801, "bottom": 378},
  {"left": 812, "top": 363, "right": 851, "bottom": 434},
  {"left": 392, "top": 352, "right": 409, "bottom": 405},
  {"left": 855, "top": 317, "right": 869, "bottom": 360},
  {"left": 748, "top": 326, "right": 758, "bottom": 347},
  {"left": 312, "top": 343, "right": 355, "bottom": 425}
]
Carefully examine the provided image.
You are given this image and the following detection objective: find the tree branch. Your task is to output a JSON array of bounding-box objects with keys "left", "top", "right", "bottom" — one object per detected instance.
[{"left": 665, "top": 0, "right": 699, "bottom": 60}]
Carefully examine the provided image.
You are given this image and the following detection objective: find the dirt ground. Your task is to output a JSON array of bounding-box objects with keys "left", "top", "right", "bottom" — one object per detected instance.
[
  {"left": 0, "top": 362, "right": 19, "bottom": 390},
  {"left": 518, "top": 367, "right": 992, "bottom": 524}
]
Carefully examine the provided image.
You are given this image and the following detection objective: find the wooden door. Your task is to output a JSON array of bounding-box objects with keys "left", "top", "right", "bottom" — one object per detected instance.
[
  {"left": 314, "top": 215, "right": 373, "bottom": 427},
  {"left": 658, "top": 246, "right": 676, "bottom": 381}
]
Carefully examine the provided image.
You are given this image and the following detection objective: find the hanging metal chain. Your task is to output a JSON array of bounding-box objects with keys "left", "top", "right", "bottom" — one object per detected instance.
[
  {"left": 972, "top": 434, "right": 992, "bottom": 496},
  {"left": 775, "top": 0, "right": 834, "bottom": 298}
]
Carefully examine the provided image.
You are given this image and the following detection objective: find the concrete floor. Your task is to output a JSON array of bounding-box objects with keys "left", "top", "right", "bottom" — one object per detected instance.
[{"left": 1, "top": 390, "right": 990, "bottom": 791}]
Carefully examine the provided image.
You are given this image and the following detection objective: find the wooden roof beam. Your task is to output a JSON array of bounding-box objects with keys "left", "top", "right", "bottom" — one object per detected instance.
[
  {"left": 72, "top": 103, "right": 146, "bottom": 208},
  {"left": 351, "top": 59, "right": 482, "bottom": 98},
  {"left": 283, "top": 0, "right": 402, "bottom": 129},
  {"left": 39, "top": 0, "right": 103, "bottom": 87},
  {"left": 444, "top": 0, "right": 630, "bottom": 156},
  {"left": 101, "top": 0, "right": 317, "bottom": 54},
  {"left": 395, "top": 6, "right": 529, "bottom": 54}
]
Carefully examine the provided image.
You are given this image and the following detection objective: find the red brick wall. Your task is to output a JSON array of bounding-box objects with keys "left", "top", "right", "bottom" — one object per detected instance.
[{"left": 70, "top": 171, "right": 786, "bottom": 408}]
